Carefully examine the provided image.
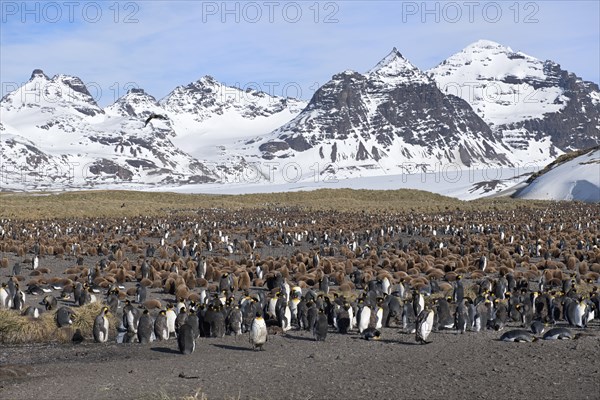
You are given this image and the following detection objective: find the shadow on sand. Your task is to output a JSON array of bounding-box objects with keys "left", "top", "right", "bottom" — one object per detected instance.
[
  {"left": 283, "top": 333, "right": 316, "bottom": 342},
  {"left": 150, "top": 347, "right": 180, "bottom": 354},
  {"left": 211, "top": 344, "right": 255, "bottom": 352}
]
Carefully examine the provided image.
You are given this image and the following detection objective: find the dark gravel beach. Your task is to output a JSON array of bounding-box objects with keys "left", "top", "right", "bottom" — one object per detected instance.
[{"left": 1, "top": 320, "right": 599, "bottom": 400}]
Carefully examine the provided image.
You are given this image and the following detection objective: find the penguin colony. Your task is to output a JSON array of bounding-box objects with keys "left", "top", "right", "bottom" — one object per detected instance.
[{"left": 0, "top": 202, "right": 599, "bottom": 352}]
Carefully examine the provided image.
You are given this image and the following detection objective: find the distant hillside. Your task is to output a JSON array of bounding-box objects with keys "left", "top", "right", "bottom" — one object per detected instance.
[{"left": 512, "top": 146, "right": 600, "bottom": 202}]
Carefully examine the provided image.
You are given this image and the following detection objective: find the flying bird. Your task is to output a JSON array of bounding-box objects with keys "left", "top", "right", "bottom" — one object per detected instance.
[{"left": 144, "top": 113, "right": 168, "bottom": 127}]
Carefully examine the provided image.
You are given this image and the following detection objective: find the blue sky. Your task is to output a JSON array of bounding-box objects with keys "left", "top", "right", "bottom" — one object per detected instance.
[{"left": 1, "top": 1, "right": 599, "bottom": 106}]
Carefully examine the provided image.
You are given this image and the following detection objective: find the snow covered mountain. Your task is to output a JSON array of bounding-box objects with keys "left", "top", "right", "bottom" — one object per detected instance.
[
  {"left": 245, "top": 48, "right": 512, "bottom": 180},
  {"left": 428, "top": 40, "right": 600, "bottom": 165},
  {"left": 0, "top": 70, "right": 216, "bottom": 189},
  {"left": 160, "top": 75, "right": 306, "bottom": 162},
  {"left": 1, "top": 41, "right": 599, "bottom": 199},
  {"left": 511, "top": 146, "right": 600, "bottom": 202}
]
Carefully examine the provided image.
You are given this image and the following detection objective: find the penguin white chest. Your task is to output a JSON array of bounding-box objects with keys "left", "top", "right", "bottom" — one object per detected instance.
[{"left": 359, "top": 307, "right": 371, "bottom": 333}]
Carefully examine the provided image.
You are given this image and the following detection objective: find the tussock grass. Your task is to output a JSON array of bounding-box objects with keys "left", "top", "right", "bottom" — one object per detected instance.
[
  {"left": 0, "top": 309, "right": 59, "bottom": 343},
  {"left": 0, "top": 303, "right": 118, "bottom": 344},
  {"left": 0, "top": 189, "right": 551, "bottom": 220}
]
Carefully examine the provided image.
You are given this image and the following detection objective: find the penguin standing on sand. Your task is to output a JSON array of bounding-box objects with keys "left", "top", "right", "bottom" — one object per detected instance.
[
  {"left": 187, "top": 310, "right": 200, "bottom": 339},
  {"left": 412, "top": 290, "right": 424, "bottom": 317},
  {"left": 337, "top": 302, "right": 351, "bottom": 334},
  {"left": 453, "top": 276, "right": 464, "bottom": 303},
  {"left": 296, "top": 298, "right": 309, "bottom": 330},
  {"left": 93, "top": 307, "right": 110, "bottom": 343},
  {"left": 136, "top": 284, "right": 147, "bottom": 304},
  {"left": 165, "top": 304, "right": 177, "bottom": 338},
  {"left": 415, "top": 308, "right": 434, "bottom": 344},
  {"left": 137, "top": 309, "right": 154, "bottom": 344},
  {"left": 357, "top": 303, "right": 371, "bottom": 334},
  {"left": 177, "top": 323, "right": 195, "bottom": 355},
  {"left": 13, "top": 290, "right": 25, "bottom": 311},
  {"left": 175, "top": 307, "right": 188, "bottom": 337},
  {"left": 314, "top": 309, "right": 328, "bottom": 341},
  {"left": 0, "top": 283, "right": 12, "bottom": 308},
  {"left": 306, "top": 302, "right": 318, "bottom": 331},
  {"left": 106, "top": 289, "right": 120, "bottom": 313},
  {"left": 566, "top": 298, "right": 588, "bottom": 328},
  {"left": 454, "top": 301, "right": 468, "bottom": 334},
  {"left": 123, "top": 300, "right": 141, "bottom": 335},
  {"left": 229, "top": 306, "right": 242, "bottom": 337},
  {"left": 154, "top": 310, "right": 169, "bottom": 341},
  {"left": 249, "top": 313, "right": 268, "bottom": 351},
  {"left": 436, "top": 297, "right": 455, "bottom": 330}
]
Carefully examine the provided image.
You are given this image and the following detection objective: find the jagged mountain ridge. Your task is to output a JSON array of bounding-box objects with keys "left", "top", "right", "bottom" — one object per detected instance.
[
  {"left": 0, "top": 71, "right": 306, "bottom": 188},
  {"left": 247, "top": 48, "right": 512, "bottom": 177},
  {"left": 1, "top": 40, "right": 599, "bottom": 192}
]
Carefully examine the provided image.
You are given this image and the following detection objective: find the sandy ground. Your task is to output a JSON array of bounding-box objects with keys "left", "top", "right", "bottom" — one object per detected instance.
[{"left": 1, "top": 321, "right": 599, "bottom": 400}]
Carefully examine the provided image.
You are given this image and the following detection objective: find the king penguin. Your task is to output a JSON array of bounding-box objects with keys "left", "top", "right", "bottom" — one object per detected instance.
[
  {"left": 175, "top": 306, "right": 188, "bottom": 337},
  {"left": 177, "top": 323, "right": 195, "bottom": 355},
  {"left": 137, "top": 309, "right": 154, "bottom": 344},
  {"left": 543, "top": 327, "right": 579, "bottom": 340},
  {"left": 337, "top": 302, "right": 351, "bottom": 334},
  {"left": 314, "top": 309, "right": 328, "bottom": 341},
  {"left": 154, "top": 310, "right": 169, "bottom": 341},
  {"left": 499, "top": 329, "right": 536, "bottom": 342},
  {"left": 357, "top": 303, "right": 371, "bottom": 334},
  {"left": 412, "top": 290, "right": 424, "bottom": 317},
  {"left": 249, "top": 313, "right": 268, "bottom": 351},
  {"left": 0, "top": 283, "right": 12, "bottom": 308},
  {"left": 415, "top": 308, "right": 435, "bottom": 344},
  {"left": 165, "top": 304, "right": 177, "bottom": 338},
  {"left": 530, "top": 320, "right": 545, "bottom": 335},
  {"left": 93, "top": 306, "right": 110, "bottom": 343},
  {"left": 56, "top": 306, "right": 75, "bottom": 327}
]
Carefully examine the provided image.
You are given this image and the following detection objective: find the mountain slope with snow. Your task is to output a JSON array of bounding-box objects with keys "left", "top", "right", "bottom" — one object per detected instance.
[
  {"left": 512, "top": 146, "right": 600, "bottom": 202},
  {"left": 242, "top": 48, "right": 512, "bottom": 181},
  {"left": 0, "top": 71, "right": 216, "bottom": 188},
  {"left": 160, "top": 76, "right": 306, "bottom": 162},
  {"left": 2, "top": 41, "right": 599, "bottom": 200},
  {"left": 428, "top": 40, "right": 600, "bottom": 165}
]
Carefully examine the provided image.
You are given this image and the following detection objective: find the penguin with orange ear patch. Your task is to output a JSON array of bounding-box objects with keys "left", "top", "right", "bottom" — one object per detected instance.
[
  {"left": 93, "top": 307, "right": 110, "bottom": 343},
  {"left": 249, "top": 313, "right": 267, "bottom": 351}
]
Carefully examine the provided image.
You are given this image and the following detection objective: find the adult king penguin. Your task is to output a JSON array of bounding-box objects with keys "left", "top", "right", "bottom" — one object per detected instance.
[
  {"left": 93, "top": 307, "right": 110, "bottom": 343},
  {"left": 415, "top": 308, "right": 435, "bottom": 344},
  {"left": 249, "top": 313, "right": 268, "bottom": 351}
]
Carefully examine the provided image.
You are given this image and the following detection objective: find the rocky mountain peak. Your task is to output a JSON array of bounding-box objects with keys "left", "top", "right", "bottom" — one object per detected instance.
[
  {"left": 30, "top": 69, "right": 49, "bottom": 80},
  {"left": 367, "top": 47, "right": 430, "bottom": 85}
]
